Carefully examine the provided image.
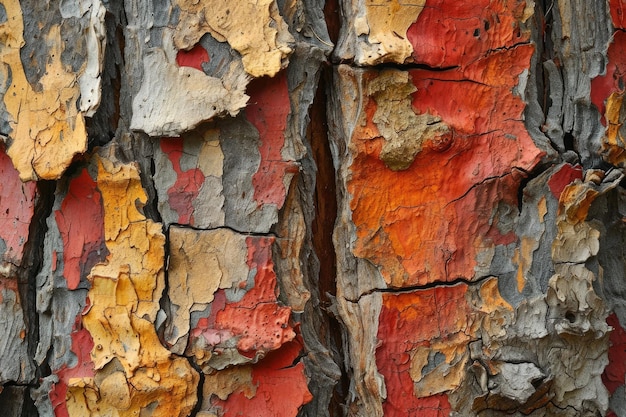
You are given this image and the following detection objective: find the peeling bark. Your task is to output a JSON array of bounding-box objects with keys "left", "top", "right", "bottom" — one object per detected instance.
[{"left": 1, "top": 0, "right": 626, "bottom": 417}]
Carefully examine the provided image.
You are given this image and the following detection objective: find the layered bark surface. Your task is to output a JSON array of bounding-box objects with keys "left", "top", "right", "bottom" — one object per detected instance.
[{"left": 1, "top": 0, "right": 626, "bottom": 417}]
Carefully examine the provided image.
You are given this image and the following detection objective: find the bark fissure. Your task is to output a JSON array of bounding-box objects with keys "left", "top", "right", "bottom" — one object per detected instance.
[
  {"left": 343, "top": 273, "right": 496, "bottom": 304},
  {"left": 2, "top": 0, "right": 626, "bottom": 416}
]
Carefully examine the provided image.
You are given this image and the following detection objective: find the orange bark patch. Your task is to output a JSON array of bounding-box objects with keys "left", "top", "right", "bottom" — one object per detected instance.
[
  {"left": 347, "top": 45, "right": 542, "bottom": 287},
  {"left": 246, "top": 71, "right": 298, "bottom": 208}
]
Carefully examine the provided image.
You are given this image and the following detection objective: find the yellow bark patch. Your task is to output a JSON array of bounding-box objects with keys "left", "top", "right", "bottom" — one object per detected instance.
[
  {"left": 603, "top": 92, "right": 626, "bottom": 166},
  {"left": 67, "top": 151, "right": 198, "bottom": 417},
  {"left": 0, "top": 0, "right": 87, "bottom": 181},
  {"left": 173, "top": 0, "right": 294, "bottom": 78},
  {"left": 409, "top": 333, "right": 470, "bottom": 397}
]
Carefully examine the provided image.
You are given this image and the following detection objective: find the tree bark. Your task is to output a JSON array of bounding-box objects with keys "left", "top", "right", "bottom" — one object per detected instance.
[{"left": 0, "top": 0, "right": 626, "bottom": 416}]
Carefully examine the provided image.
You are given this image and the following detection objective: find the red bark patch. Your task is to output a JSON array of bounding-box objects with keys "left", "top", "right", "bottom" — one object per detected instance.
[
  {"left": 0, "top": 145, "right": 36, "bottom": 266},
  {"left": 610, "top": 0, "right": 626, "bottom": 30},
  {"left": 160, "top": 138, "right": 205, "bottom": 224},
  {"left": 176, "top": 44, "right": 210, "bottom": 72},
  {"left": 55, "top": 169, "right": 107, "bottom": 290},
  {"left": 591, "top": 30, "right": 626, "bottom": 118},
  {"left": 407, "top": 0, "right": 530, "bottom": 68},
  {"left": 246, "top": 71, "right": 298, "bottom": 208},
  {"left": 214, "top": 337, "right": 312, "bottom": 417},
  {"left": 376, "top": 285, "right": 470, "bottom": 416},
  {"left": 51, "top": 314, "right": 95, "bottom": 417},
  {"left": 603, "top": 313, "right": 626, "bottom": 394},
  {"left": 547, "top": 164, "right": 583, "bottom": 199},
  {"left": 0, "top": 277, "right": 18, "bottom": 303},
  {"left": 190, "top": 237, "right": 294, "bottom": 358}
]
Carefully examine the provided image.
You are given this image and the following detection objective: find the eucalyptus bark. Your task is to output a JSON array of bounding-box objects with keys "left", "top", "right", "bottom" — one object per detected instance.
[{"left": 0, "top": 1, "right": 626, "bottom": 417}]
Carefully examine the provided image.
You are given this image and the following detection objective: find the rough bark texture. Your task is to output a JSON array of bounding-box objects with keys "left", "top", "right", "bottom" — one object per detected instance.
[{"left": 1, "top": 0, "right": 626, "bottom": 416}]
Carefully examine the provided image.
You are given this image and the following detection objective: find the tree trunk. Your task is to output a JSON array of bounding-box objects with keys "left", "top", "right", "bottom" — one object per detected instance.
[{"left": 0, "top": 0, "right": 625, "bottom": 416}]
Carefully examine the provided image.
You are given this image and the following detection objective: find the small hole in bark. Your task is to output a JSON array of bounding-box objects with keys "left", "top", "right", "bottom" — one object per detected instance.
[
  {"left": 563, "top": 132, "right": 575, "bottom": 151},
  {"left": 531, "top": 375, "right": 545, "bottom": 389},
  {"left": 484, "top": 20, "right": 490, "bottom": 30},
  {"left": 473, "top": 29, "right": 480, "bottom": 37},
  {"left": 565, "top": 311, "right": 576, "bottom": 323}
]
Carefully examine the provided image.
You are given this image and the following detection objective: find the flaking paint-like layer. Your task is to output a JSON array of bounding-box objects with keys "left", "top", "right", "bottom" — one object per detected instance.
[
  {"left": 166, "top": 226, "right": 249, "bottom": 352},
  {"left": 206, "top": 337, "right": 312, "bottom": 417},
  {"left": 376, "top": 278, "right": 513, "bottom": 416},
  {"left": 173, "top": 0, "right": 294, "bottom": 78},
  {"left": 131, "top": 44, "right": 249, "bottom": 137},
  {"left": 590, "top": 27, "right": 626, "bottom": 166},
  {"left": 357, "top": 0, "right": 426, "bottom": 65},
  {"left": 0, "top": 0, "right": 87, "bottom": 180},
  {"left": 341, "top": 45, "right": 542, "bottom": 287},
  {"left": 0, "top": 278, "right": 34, "bottom": 384},
  {"left": 154, "top": 130, "right": 225, "bottom": 228},
  {"left": 54, "top": 169, "right": 107, "bottom": 290},
  {"left": 181, "top": 233, "right": 296, "bottom": 369},
  {"left": 0, "top": 144, "right": 36, "bottom": 271},
  {"left": 407, "top": 0, "right": 533, "bottom": 68},
  {"left": 67, "top": 151, "right": 198, "bottom": 417},
  {"left": 246, "top": 71, "right": 299, "bottom": 209},
  {"left": 50, "top": 315, "right": 94, "bottom": 417}
]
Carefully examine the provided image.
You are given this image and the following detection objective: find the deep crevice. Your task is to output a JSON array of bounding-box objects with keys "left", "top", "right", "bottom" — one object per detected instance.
[
  {"left": 344, "top": 273, "right": 496, "bottom": 304},
  {"left": 85, "top": 8, "right": 123, "bottom": 148},
  {"left": 19, "top": 179, "right": 55, "bottom": 386},
  {"left": 309, "top": 64, "right": 347, "bottom": 417},
  {"left": 368, "top": 61, "right": 460, "bottom": 72},
  {"left": 563, "top": 131, "right": 575, "bottom": 152},
  {"left": 186, "top": 356, "right": 205, "bottom": 417},
  {"left": 169, "top": 222, "right": 277, "bottom": 237},
  {"left": 516, "top": 161, "right": 554, "bottom": 212}
]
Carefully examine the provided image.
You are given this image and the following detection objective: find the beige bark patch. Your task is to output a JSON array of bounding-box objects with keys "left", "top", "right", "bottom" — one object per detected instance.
[
  {"left": 131, "top": 46, "right": 249, "bottom": 137},
  {"left": 368, "top": 70, "right": 450, "bottom": 171},
  {"left": 360, "top": 0, "right": 425, "bottom": 65},
  {"left": 166, "top": 227, "right": 249, "bottom": 349},
  {"left": 203, "top": 366, "right": 256, "bottom": 401}
]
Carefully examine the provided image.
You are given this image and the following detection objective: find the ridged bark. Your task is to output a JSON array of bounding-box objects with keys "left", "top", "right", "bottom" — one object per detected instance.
[{"left": 1, "top": 1, "right": 626, "bottom": 416}]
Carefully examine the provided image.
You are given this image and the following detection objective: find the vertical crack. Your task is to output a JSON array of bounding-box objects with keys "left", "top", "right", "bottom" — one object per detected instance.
[
  {"left": 17, "top": 179, "right": 55, "bottom": 417},
  {"left": 309, "top": 65, "right": 348, "bottom": 417}
]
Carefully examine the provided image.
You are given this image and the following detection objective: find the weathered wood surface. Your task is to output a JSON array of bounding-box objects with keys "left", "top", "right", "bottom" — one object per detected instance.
[{"left": 1, "top": 0, "right": 626, "bottom": 416}]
